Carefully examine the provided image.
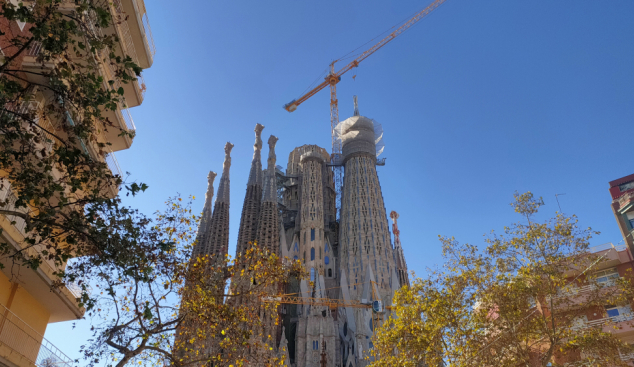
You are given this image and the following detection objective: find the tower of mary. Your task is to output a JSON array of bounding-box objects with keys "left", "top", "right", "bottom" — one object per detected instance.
[{"left": 191, "top": 105, "right": 410, "bottom": 367}]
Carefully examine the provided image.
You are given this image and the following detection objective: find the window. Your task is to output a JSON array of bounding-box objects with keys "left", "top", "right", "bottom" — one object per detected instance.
[
  {"left": 596, "top": 268, "right": 619, "bottom": 284},
  {"left": 325, "top": 256, "right": 330, "bottom": 265},
  {"left": 310, "top": 268, "right": 315, "bottom": 282},
  {"left": 328, "top": 268, "right": 332, "bottom": 277},
  {"left": 294, "top": 255, "right": 298, "bottom": 261},
  {"left": 311, "top": 228, "right": 315, "bottom": 241},
  {"left": 620, "top": 182, "right": 634, "bottom": 192},
  {"left": 607, "top": 306, "right": 621, "bottom": 318},
  {"left": 312, "top": 340, "right": 319, "bottom": 350},
  {"left": 294, "top": 242, "right": 299, "bottom": 252},
  {"left": 311, "top": 248, "right": 315, "bottom": 261},
  {"left": 9, "top": 0, "right": 26, "bottom": 31},
  {"left": 325, "top": 243, "right": 329, "bottom": 253},
  {"left": 606, "top": 305, "right": 632, "bottom": 318},
  {"left": 320, "top": 247, "right": 322, "bottom": 259},
  {"left": 572, "top": 315, "right": 588, "bottom": 330}
]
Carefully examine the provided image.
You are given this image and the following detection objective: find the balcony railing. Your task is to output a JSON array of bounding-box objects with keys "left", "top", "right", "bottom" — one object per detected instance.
[
  {"left": 0, "top": 304, "right": 72, "bottom": 366},
  {"left": 589, "top": 242, "right": 627, "bottom": 253},
  {"left": 620, "top": 351, "right": 634, "bottom": 361},
  {"left": 583, "top": 313, "right": 634, "bottom": 329},
  {"left": 105, "top": 150, "right": 123, "bottom": 178},
  {"left": 142, "top": 13, "right": 156, "bottom": 56},
  {"left": 618, "top": 191, "right": 634, "bottom": 209},
  {"left": 120, "top": 106, "right": 136, "bottom": 132},
  {"left": 550, "top": 279, "right": 618, "bottom": 301}
]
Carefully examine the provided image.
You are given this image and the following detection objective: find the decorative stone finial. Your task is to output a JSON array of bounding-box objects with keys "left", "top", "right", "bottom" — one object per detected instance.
[
  {"left": 216, "top": 142, "right": 234, "bottom": 204},
  {"left": 223, "top": 142, "right": 234, "bottom": 176},
  {"left": 267, "top": 135, "right": 279, "bottom": 167},
  {"left": 353, "top": 95, "right": 359, "bottom": 116},
  {"left": 205, "top": 171, "right": 217, "bottom": 209},
  {"left": 263, "top": 135, "right": 279, "bottom": 202}
]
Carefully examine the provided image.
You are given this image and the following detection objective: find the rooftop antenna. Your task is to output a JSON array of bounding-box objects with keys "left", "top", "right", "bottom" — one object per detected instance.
[
  {"left": 555, "top": 193, "right": 566, "bottom": 213},
  {"left": 353, "top": 95, "right": 359, "bottom": 116}
]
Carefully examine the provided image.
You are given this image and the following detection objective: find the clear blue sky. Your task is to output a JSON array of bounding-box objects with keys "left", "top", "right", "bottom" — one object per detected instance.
[{"left": 46, "top": 0, "right": 634, "bottom": 359}]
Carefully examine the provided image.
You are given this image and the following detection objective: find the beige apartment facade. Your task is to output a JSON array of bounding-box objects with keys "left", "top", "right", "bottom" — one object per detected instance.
[{"left": 0, "top": 1, "right": 155, "bottom": 366}]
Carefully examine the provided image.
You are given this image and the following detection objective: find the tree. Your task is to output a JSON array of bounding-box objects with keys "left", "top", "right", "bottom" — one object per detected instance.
[
  {"left": 0, "top": 0, "right": 146, "bottom": 289},
  {"left": 76, "top": 195, "right": 303, "bottom": 367},
  {"left": 370, "top": 192, "right": 634, "bottom": 367}
]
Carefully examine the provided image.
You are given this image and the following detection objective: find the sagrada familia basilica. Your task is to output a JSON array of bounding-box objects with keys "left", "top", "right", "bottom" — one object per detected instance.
[{"left": 190, "top": 106, "right": 410, "bottom": 367}]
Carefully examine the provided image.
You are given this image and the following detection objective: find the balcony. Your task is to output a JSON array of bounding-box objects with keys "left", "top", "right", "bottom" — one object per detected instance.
[
  {"left": 0, "top": 304, "right": 72, "bottom": 367},
  {"left": 551, "top": 282, "right": 610, "bottom": 300},
  {"left": 584, "top": 313, "right": 634, "bottom": 328},
  {"left": 589, "top": 242, "right": 627, "bottom": 253},
  {"left": 0, "top": 182, "right": 84, "bottom": 322},
  {"left": 618, "top": 191, "right": 634, "bottom": 213}
]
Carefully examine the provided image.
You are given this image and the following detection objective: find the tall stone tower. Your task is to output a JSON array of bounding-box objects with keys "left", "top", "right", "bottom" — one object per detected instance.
[
  {"left": 256, "top": 135, "right": 281, "bottom": 254},
  {"left": 203, "top": 142, "right": 233, "bottom": 258},
  {"left": 236, "top": 124, "right": 265, "bottom": 255},
  {"left": 192, "top": 171, "right": 217, "bottom": 258},
  {"left": 337, "top": 113, "right": 397, "bottom": 366},
  {"left": 390, "top": 211, "right": 410, "bottom": 288}
]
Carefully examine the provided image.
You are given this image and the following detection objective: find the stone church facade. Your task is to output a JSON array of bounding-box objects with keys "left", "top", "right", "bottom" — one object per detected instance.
[{"left": 192, "top": 111, "right": 410, "bottom": 367}]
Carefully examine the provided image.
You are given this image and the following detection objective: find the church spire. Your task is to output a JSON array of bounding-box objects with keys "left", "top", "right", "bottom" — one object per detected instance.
[
  {"left": 192, "top": 171, "right": 216, "bottom": 258},
  {"left": 204, "top": 142, "right": 233, "bottom": 258},
  {"left": 263, "top": 135, "right": 279, "bottom": 203},
  {"left": 236, "top": 124, "right": 265, "bottom": 255},
  {"left": 247, "top": 124, "right": 265, "bottom": 186},
  {"left": 215, "top": 142, "right": 233, "bottom": 205},
  {"left": 255, "top": 135, "right": 280, "bottom": 254}
]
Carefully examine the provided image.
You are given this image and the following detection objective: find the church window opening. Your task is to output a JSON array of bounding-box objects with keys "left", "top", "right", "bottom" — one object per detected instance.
[
  {"left": 311, "top": 248, "right": 315, "bottom": 261},
  {"left": 294, "top": 242, "right": 299, "bottom": 252},
  {"left": 325, "top": 243, "right": 329, "bottom": 252},
  {"left": 325, "top": 256, "right": 330, "bottom": 265},
  {"left": 310, "top": 268, "right": 315, "bottom": 282},
  {"left": 294, "top": 255, "right": 298, "bottom": 260},
  {"left": 328, "top": 268, "right": 332, "bottom": 277},
  {"left": 311, "top": 228, "right": 315, "bottom": 241}
]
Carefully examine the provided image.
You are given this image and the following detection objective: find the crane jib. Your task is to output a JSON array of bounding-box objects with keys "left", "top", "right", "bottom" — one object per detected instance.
[{"left": 284, "top": 0, "right": 447, "bottom": 113}]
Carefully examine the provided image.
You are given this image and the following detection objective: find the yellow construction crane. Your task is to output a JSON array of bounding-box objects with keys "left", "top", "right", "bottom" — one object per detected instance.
[
  {"left": 261, "top": 281, "right": 391, "bottom": 337},
  {"left": 283, "top": 0, "right": 448, "bottom": 213}
]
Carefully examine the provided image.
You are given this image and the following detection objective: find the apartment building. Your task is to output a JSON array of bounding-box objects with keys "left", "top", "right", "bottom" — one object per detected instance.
[
  {"left": 550, "top": 243, "right": 634, "bottom": 365},
  {"left": 610, "top": 174, "right": 634, "bottom": 255},
  {"left": 0, "top": 1, "right": 155, "bottom": 366}
]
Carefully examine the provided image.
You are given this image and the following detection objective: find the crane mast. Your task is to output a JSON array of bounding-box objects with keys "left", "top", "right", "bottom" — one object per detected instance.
[{"left": 284, "top": 0, "right": 448, "bottom": 217}]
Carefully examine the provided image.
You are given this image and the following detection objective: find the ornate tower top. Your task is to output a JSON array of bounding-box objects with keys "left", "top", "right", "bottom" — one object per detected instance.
[
  {"left": 247, "top": 124, "right": 265, "bottom": 186},
  {"left": 353, "top": 95, "right": 359, "bottom": 117},
  {"left": 263, "top": 135, "right": 279, "bottom": 202},
  {"left": 216, "top": 142, "right": 234, "bottom": 204},
  {"left": 340, "top": 115, "right": 376, "bottom": 160},
  {"left": 205, "top": 171, "right": 217, "bottom": 211},
  {"left": 192, "top": 171, "right": 217, "bottom": 258}
]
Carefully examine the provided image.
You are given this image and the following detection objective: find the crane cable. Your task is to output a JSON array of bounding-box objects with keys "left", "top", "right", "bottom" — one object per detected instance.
[{"left": 335, "top": 0, "right": 449, "bottom": 64}]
